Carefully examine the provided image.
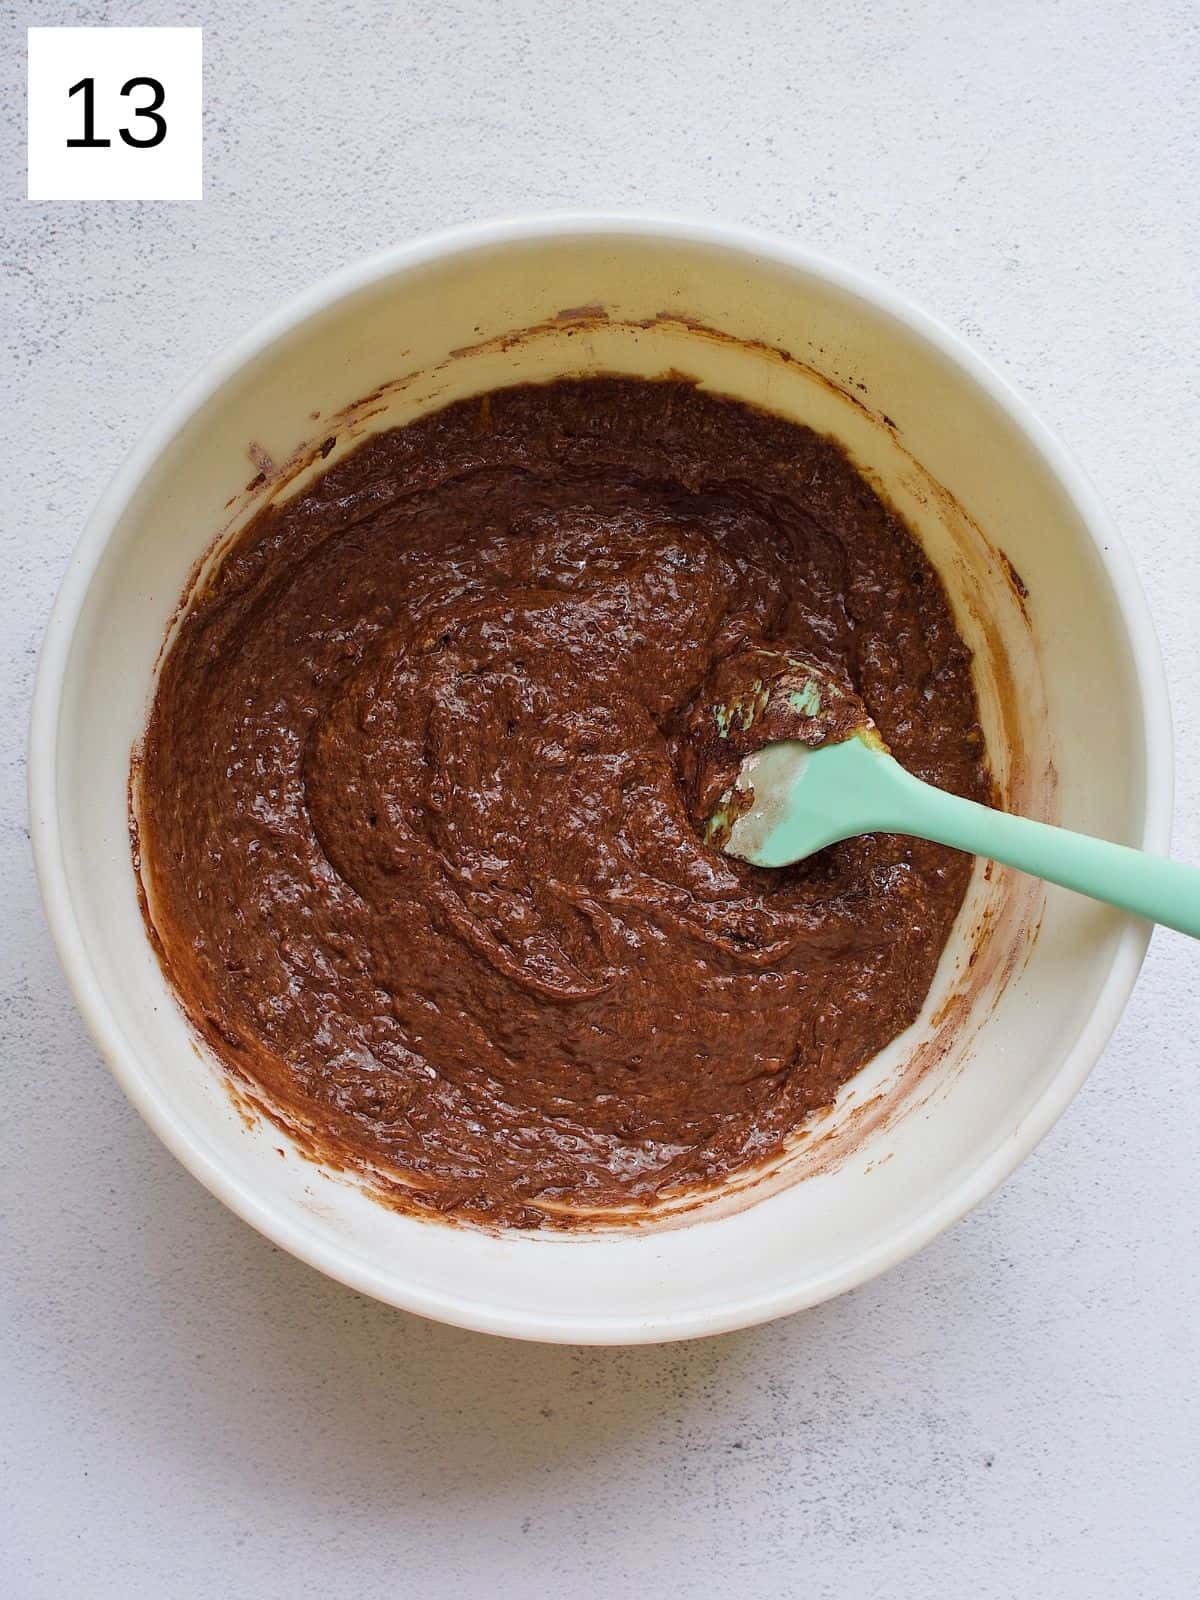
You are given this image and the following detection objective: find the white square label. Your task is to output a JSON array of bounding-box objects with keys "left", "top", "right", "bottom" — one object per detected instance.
[{"left": 27, "top": 27, "right": 203, "bottom": 201}]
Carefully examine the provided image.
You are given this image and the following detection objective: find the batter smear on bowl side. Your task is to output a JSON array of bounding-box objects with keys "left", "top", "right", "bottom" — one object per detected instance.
[{"left": 135, "top": 378, "right": 990, "bottom": 1227}]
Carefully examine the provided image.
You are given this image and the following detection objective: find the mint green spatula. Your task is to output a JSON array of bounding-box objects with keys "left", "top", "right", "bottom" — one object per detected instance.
[{"left": 702, "top": 653, "right": 1200, "bottom": 939}]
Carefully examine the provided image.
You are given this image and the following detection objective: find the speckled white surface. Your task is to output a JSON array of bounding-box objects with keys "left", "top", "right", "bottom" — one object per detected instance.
[{"left": 3, "top": 2, "right": 1199, "bottom": 1595}]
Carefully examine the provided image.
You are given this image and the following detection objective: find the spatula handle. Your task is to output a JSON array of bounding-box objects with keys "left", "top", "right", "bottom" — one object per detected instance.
[{"left": 879, "top": 758, "right": 1200, "bottom": 939}]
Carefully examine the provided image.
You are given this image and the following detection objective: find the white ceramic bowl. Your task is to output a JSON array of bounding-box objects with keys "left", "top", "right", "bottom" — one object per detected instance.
[{"left": 31, "top": 215, "right": 1170, "bottom": 1344}]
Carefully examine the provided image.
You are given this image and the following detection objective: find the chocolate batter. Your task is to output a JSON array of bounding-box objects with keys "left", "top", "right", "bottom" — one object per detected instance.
[{"left": 136, "top": 378, "right": 989, "bottom": 1227}]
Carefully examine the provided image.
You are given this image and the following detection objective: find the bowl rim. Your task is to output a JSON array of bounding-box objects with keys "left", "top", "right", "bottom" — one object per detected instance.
[{"left": 28, "top": 211, "right": 1174, "bottom": 1344}]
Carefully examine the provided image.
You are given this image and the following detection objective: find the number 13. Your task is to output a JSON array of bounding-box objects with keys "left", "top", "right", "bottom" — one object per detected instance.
[{"left": 67, "top": 77, "right": 167, "bottom": 150}]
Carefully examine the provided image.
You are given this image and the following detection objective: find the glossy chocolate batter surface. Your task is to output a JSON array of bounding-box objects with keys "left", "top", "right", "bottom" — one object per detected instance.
[{"left": 137, "top": 378, "right": 988, "bottom": 1227}]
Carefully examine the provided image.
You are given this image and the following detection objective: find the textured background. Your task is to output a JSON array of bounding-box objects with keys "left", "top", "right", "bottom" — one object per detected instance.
[{"left": 3, "top": 2, "right": 1198, "bottom": 1595}]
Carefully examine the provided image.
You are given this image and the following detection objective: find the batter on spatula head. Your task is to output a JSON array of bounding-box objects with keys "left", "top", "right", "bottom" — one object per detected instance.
[{"left": 673, "top": 647, "right": 878, "bottom": 847}]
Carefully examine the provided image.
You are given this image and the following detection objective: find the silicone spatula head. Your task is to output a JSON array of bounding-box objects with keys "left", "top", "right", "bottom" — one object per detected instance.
[{"left": 685, "top": 648, "right": 882, "bottom": 854}]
